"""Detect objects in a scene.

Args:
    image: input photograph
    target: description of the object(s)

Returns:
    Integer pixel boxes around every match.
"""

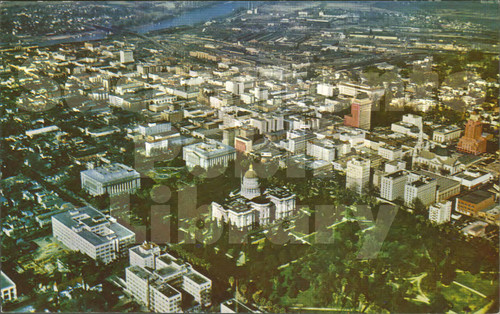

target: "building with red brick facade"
[457,119,487,155]
[455,190,495,217]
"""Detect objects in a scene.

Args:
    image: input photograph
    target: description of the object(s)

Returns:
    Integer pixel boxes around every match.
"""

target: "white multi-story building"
[126,243,212,312]
[384,160,406,174]
[250,115,284,134]
[183,141,236,170]
[138,123,172,137]
[252,87,269,100]
[267,187,296,221]
[120,50,134,64]
[52,206,135,263]
[404,173,437,207]
[378,144,403,161]
[452,170,493,190]
[145,138,170,157]
[346,157,371,194]
[390,114,430,139]
[81,163,141,196]
[225,78,254,95]
[281,130,316,154]
[212,199,256,229]
[380,170,408,201]
[337,82,384,100]
[401,114,423,127]
[432,125,461,143]
[316,83,335,97]
[1,271,17,302]
[126,266,182,313]
[429,201,452,224]
[307,139,336,162]
[144,131,184,157]
[130,242,161,269]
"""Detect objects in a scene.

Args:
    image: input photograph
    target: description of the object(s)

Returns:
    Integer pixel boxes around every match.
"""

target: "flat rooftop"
[222,196,253,213]
[154,283,181,298]
[155,265,182,279]
[408,177,435,188]
[386,170,407,179]
[52,206,134,246]
[460,190,494,204]
[81,163,139,184]
[184,141,235,157]
[417,170,460,191]
[127,265,152,281]
[434,125,461,134]
[185,272,209,285]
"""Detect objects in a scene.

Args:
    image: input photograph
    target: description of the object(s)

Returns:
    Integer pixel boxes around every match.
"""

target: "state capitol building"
[211,165,297,230]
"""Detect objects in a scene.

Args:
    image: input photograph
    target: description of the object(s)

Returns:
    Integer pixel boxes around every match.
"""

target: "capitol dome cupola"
[240,164,261,200]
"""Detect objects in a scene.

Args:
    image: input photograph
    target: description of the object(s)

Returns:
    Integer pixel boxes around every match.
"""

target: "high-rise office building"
[457,118,487,155]
[120,50,134,64]
[344,93,372,130]
[346,157,371,194]
[380,170,408,201]
[404,173,437,207]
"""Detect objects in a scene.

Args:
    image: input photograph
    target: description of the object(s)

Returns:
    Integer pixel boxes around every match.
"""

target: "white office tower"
[52,206,135,264]
[120,50,134,64]
[81,163,141,196]
[346,157,371,194]
[404,172,437,207]
[429,201,452,224]
[240,165,261,200]
[316,83,335,97]
[380,170,408,201]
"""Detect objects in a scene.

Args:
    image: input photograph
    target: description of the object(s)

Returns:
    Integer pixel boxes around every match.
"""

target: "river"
[132,1,250,34]
[19,1,251,47]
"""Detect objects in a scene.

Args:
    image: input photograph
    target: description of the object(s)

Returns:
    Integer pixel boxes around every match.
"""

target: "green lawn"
[454,271,497,297]
[439,271,497,313]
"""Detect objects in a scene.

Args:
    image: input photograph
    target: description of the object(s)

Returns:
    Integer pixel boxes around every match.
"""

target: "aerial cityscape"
[0,1,499,313]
